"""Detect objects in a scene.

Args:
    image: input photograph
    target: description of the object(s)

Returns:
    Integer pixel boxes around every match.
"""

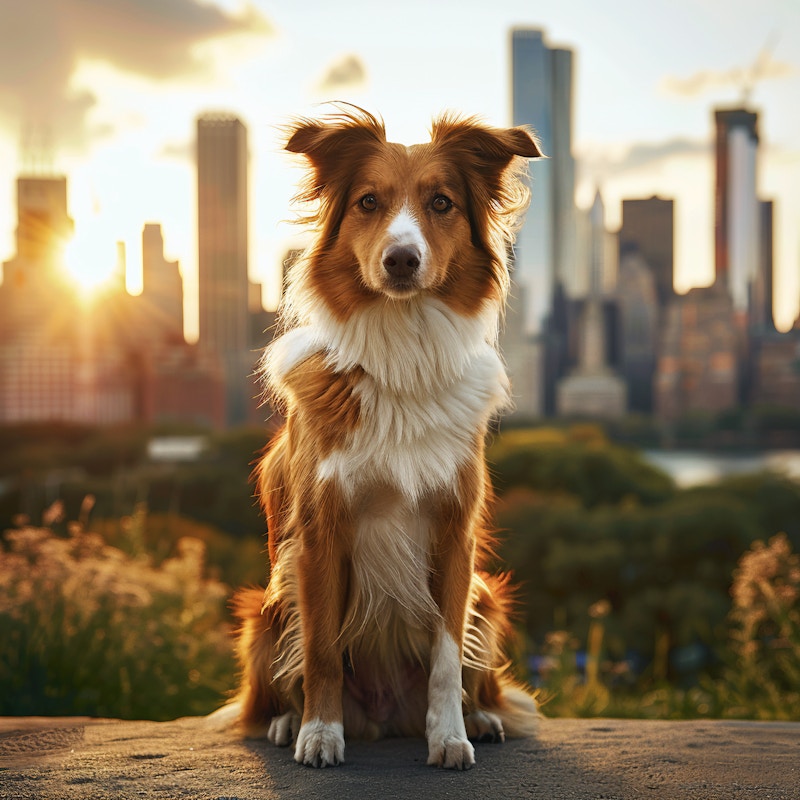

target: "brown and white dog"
[233,107,542,770]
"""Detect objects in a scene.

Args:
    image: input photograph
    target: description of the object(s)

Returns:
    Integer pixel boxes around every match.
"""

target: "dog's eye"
[431,195,453,213]
[359,194,378,211]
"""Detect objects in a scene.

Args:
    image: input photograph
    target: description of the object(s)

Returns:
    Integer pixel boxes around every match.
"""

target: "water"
[642,449,800,488]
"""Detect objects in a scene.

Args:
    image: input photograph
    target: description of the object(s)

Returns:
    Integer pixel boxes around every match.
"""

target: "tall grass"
[534,534,800,720]
[0,508,236,720]
[2,504,798,721]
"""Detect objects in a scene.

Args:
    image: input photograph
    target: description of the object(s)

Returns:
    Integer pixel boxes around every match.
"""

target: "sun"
[64,224,120,296]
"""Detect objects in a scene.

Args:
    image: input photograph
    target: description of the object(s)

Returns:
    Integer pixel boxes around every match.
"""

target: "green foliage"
[491,427,800,701]
[489,425,675,508]
[0,520,236,720]
[537,535,800,721]
[0,423,271,539]
[752,405,800,434]
[2,422,799,722]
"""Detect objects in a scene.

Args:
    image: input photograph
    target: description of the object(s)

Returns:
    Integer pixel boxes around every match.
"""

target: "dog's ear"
[431,116,542,259]
[286,107,386,199]
[431,115,543,174]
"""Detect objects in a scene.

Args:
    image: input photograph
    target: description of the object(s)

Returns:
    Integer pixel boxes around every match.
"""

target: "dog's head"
[285,106,541,319]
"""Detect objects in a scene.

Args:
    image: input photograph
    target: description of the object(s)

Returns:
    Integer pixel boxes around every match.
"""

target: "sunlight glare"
[64,225,119,296]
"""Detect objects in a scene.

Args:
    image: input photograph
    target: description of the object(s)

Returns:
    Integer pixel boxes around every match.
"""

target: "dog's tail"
[464,570,540,738]
[205,700,242,731]
[494,677,540,738]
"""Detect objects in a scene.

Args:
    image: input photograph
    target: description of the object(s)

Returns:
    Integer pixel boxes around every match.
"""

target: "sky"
[1,0,798,339]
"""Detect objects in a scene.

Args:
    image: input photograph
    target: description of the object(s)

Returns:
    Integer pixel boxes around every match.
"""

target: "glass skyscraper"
[714,108,760,312]
[505,28,575,418]
[510,28,575,334]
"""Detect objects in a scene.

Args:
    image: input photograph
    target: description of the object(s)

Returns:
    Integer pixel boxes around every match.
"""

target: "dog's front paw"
[268,711,301,747]
[427,735,475,770]
[294,720,345,768]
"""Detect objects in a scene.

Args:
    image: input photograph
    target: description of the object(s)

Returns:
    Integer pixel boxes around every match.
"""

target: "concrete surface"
[0,715,798,799]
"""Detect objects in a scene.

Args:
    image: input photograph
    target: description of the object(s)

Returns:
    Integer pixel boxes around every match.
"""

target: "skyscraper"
[506,28,575,419]
[510,28,576,331]
[2,176,73,292]
[196,113,250,425]
[619,196,674,310]
[714,108,759,312]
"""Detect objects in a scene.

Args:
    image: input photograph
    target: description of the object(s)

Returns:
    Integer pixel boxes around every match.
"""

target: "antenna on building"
[19,123,55,176]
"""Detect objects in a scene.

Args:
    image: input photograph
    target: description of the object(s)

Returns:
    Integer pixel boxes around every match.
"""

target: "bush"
[535,536,800,721]
[0,520,236,719]
[489,426,675,508]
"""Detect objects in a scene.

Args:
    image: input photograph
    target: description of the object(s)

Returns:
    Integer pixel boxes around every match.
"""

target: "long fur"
[232,106,542,769]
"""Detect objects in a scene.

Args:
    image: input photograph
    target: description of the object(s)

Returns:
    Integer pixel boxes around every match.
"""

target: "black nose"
[383,245,421,279]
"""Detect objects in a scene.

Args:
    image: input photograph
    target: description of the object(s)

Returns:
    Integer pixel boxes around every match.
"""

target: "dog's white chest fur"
[266,297,510,502]
[319,347,505,501]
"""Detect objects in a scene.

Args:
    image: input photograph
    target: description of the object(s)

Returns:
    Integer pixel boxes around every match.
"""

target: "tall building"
[714,108,760,312]
[506,28,575,419]
[619,196,674,310]
[617,250,660,413]
[1,176,74,313]
[196,114,251,425]
[142,223,184,343]
[751,327,800,412]
[510,27,576,330]
[655,286,739,421]
[0,175,79,422]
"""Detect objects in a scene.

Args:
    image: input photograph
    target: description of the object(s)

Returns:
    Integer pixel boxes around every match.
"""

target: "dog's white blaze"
[386,204,428,256]
[387,204,422,239]
[294,719,345,766]
[426,625,473,766]
[381,205,430,287]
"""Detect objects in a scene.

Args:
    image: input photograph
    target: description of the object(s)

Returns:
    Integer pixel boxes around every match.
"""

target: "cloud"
[315,54,367,94]
[661,51,796,98]
[577,138,711,183]
[158,139,195,162]
[612,139,710,171]
[0,0,272,151]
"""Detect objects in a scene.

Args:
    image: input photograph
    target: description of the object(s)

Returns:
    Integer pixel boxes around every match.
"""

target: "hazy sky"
[1,0,798,337]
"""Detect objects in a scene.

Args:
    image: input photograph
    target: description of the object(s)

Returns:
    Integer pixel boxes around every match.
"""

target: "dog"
[233,106,542,770]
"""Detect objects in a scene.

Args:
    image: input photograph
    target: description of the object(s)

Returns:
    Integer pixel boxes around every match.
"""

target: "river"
[642,449,800,488]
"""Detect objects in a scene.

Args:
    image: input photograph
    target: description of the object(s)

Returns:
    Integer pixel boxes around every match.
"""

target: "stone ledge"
[1,715,798,799]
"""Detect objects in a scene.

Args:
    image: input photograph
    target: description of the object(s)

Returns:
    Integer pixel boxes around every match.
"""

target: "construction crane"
[739,32,780,105]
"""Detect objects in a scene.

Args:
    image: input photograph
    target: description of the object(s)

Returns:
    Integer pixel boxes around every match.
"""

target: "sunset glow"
[64,224,119,296]
[0,0,797,335]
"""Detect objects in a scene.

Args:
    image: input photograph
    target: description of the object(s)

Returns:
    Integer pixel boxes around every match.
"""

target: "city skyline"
[0,0,799,339]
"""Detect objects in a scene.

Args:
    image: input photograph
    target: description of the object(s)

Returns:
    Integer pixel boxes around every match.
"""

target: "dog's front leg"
[294,533,347,767]
[427,618,475,769]
[426,512,476,770]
